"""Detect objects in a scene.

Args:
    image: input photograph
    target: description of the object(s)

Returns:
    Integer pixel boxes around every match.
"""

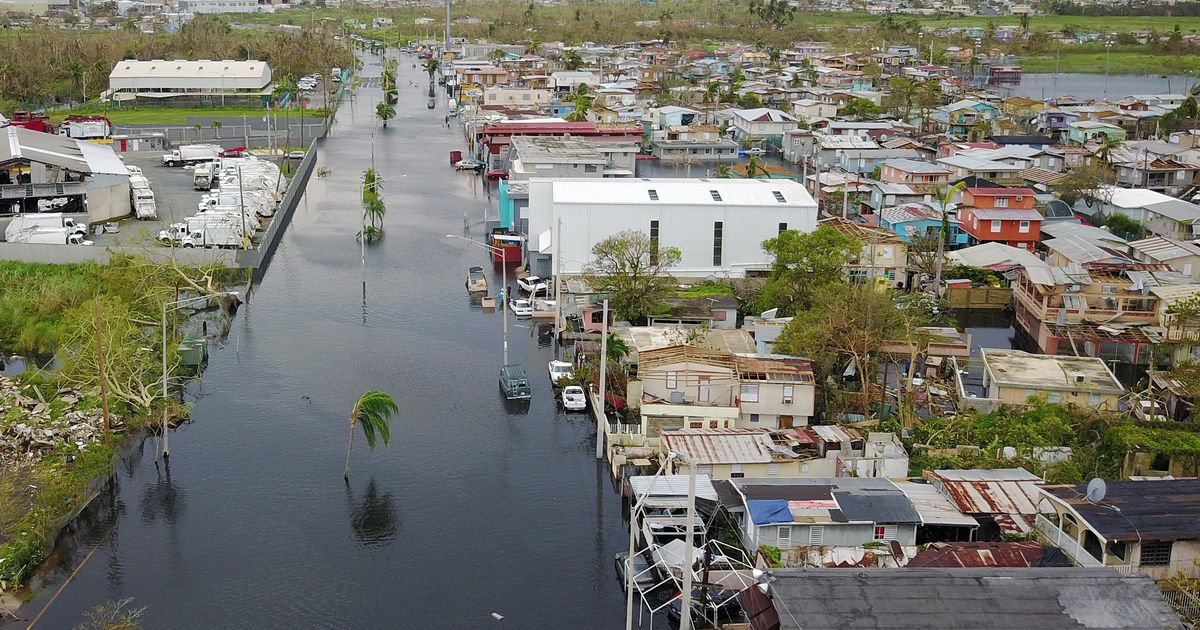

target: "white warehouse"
[526,178,818,278]
[106,59,273,105]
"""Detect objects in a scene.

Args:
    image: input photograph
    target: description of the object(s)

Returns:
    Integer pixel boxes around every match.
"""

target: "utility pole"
[94,299,110,442]
[238,166,248,251]
[444,0,451,55]
[679,460,698,630]
[161,302,169,460]
[596,299,608,460]
[553,216,562,338]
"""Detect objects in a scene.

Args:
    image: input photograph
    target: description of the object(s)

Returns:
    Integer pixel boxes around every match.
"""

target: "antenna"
[1086,477,1107,503]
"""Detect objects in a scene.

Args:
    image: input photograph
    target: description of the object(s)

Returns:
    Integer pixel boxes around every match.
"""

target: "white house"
[728,108,800,141]
[526,178,818,278]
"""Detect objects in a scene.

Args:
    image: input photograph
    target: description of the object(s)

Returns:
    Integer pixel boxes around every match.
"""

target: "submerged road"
[11,53,629,628]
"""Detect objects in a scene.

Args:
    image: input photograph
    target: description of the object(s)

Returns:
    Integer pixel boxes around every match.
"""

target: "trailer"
[4,110,54,134]
[194,163,214,191]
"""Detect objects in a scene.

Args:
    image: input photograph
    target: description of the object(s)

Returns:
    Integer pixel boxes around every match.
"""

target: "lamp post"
[1104,39,1113,99]
[447,234,510,364]
[161,291,239,459]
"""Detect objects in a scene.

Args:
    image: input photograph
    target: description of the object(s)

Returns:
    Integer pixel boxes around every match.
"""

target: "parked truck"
[132,187,157,220]
[157,221,246,249]
[161,144,223,167]
[7,226,92,245]
[194,163,214,190]
[5,213,87,241]
[57,115,113,140]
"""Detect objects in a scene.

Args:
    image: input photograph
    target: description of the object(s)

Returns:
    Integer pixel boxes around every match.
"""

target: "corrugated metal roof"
[930,469,1044,517]
[893,481,978,527]
[661,428,775,465]
[546,177,816,207]
[628,474,718,502]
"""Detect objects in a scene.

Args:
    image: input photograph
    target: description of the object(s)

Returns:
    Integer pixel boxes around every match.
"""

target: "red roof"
[967,187,1036,196]
[482,121,599,135]
[907,541,1051,568]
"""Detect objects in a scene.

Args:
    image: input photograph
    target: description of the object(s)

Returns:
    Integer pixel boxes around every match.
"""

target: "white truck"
[158,219,246,248]
[161,144,223,167]
[194,163,214,191]
[199,192,275,218]
[5,213,88,241]
[132,187,157,220]
[7,226,92,245]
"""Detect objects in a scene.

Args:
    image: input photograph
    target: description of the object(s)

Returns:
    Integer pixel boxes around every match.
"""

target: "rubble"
[0,375,121,466]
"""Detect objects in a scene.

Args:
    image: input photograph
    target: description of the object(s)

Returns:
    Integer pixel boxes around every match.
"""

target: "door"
[698,376,711,403]
[780,415,794,429]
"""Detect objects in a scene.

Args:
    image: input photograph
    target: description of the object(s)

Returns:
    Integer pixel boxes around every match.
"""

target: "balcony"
[1014,283,1158,325]
[1036,514,1133,573]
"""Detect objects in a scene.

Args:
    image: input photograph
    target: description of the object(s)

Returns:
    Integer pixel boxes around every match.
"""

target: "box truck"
[5,213,87,241]
[161,144,223,167]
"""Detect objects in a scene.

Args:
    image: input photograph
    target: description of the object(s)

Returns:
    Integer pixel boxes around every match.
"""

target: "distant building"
[106,59,272,105]
[178,0,273,13]
[980,349,1124,409]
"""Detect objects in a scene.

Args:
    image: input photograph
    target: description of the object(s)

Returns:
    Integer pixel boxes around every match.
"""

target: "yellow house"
[1001,96,1045,116]
[980,349,1124,409]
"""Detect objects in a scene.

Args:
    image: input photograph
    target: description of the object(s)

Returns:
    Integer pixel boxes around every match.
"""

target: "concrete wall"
[677,458,834,481]
[0,242,236,266]
[239,137,321,281]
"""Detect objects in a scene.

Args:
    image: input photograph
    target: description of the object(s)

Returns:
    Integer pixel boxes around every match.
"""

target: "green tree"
[563,49,583,71]
[375,101,396,128]
[1053,161,1118,205]
[748,0,795,29]
[1019,12,1031,34]
[343,390,398,479]
[840,97,884,120]
[490,48,508,64]
[745,155,765,179]
[422,57,440,83]
[565,86,592,122]
[758,226,857,315]
[885,76,919,120]
[210,120,222,137]
[582,230,682,323]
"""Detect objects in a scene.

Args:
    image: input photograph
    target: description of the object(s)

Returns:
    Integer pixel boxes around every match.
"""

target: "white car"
[517,275,548,295]
[287,150,306,160]
[509,298,533,317]
[561,385,587,411]
[548,360,572,383]
[744,147,766,156]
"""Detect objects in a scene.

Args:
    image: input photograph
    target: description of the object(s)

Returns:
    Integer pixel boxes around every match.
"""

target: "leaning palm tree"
[344,390,398,479]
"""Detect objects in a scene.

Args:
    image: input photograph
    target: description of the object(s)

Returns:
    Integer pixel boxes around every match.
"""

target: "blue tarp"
[748,500,793,526]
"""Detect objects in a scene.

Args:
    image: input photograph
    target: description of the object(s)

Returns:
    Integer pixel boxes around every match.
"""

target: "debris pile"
[0,376,119,465]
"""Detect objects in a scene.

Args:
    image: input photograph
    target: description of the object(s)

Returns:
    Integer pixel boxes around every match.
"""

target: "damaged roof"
[1042,478,1200,543]
[906,541,1070,568]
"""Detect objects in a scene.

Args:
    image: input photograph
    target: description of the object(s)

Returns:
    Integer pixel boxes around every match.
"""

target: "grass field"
[1018,51,1200,75]
[53,105,327,125]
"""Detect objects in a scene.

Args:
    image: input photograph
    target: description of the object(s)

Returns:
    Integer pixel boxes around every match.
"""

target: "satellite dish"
[760,308,779,319]
[1086,478,1107,503]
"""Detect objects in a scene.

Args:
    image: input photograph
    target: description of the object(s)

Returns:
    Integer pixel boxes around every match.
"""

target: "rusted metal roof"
[926,469,1044,517]
[662,428,776,465]
[906,541,1067,568]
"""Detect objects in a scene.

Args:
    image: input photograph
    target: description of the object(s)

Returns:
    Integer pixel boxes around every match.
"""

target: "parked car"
[614,551,657,593]
[744,147,766,156]
[666,588,744,625]
[517,275,548,295]
[287,150,306,160]
[499,364,531,400]
[561,385,587,411]
[509,298,533,317]
[548,360,572,383]
[466,266,488,293]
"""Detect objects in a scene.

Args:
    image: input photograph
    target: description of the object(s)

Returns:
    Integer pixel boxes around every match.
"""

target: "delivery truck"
[193,163,214,190]
[158,220,247,249]
[5,213,87,241]
[7,226,92,245]
[161,144,223,167]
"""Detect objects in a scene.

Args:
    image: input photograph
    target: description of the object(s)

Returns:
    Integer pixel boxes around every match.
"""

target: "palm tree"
[376,102,396,128]
[490,48,508,64]
[1096,135,1122,163]
[563,49,583,71]
[717,164,734,178]
[210,120,222,138]
[192,123,202,141]
[704,81,720,124]
[565,86,592,122]
[344,390,398,479]
[364,196,387,229]
[746,156,764,179]
[931,180,968,295]
[606,333,630,362]
[422,57,441,83]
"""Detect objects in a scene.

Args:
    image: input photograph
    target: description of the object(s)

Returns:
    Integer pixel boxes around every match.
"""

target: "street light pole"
[447,234,509,364]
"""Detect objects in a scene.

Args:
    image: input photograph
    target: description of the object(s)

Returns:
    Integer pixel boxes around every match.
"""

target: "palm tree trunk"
[344,418,356,479]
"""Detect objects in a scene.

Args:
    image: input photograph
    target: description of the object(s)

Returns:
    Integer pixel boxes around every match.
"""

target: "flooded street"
[9,53,628,628]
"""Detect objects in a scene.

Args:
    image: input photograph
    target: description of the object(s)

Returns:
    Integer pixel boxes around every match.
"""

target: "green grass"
[56,105,327,125]
[1018,51,1200,75]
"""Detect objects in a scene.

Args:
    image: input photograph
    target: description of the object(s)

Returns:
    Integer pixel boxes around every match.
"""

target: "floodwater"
[7,52,629,628]
[998,72,1196,101]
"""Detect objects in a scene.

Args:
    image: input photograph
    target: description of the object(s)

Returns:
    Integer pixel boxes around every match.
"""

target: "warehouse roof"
[539,177,816,207]
[109,59,271,82]
[743,568,1181,629]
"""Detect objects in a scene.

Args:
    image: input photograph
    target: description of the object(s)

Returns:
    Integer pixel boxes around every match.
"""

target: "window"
[1140,541,1172,566]
[782,385,794,404]
[779,222,788,234]
[749,413,760,423]
[584,164,597,173]
[731,464,743,475]
[767,464,780,476]
[1102,285,1117,295]
[741,384,760,402]
[713,221,723,266]
[647,189,659,201]
[1019,220,1030,233]
[1047,391,1062,403]
[772,191,787,203]
[665,371,677,389]
[697,465,713,476]
[710,190,723,201]
[995,197,1009,207]
[874,525,897,541]
[991,220,1002,233]
[809,526,824,546]
[1088,393,1102,406]
[650,220,660,264]
[777,525,793,549]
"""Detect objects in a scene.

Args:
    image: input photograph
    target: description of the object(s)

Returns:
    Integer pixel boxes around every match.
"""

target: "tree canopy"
[758,226,857,315]
[582,230,681,323]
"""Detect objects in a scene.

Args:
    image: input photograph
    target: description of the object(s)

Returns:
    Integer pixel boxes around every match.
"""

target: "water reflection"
[345,478,399,549]
[139,461,185,526]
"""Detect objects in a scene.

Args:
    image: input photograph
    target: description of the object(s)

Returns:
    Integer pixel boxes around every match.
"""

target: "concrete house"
[1079,186,1200,241]
[932,99,1000,137]
[820,217,910,287]
[936,155,1024,184]
[734,354,816,429]
[648,105,702,129]
[879,158,951,185]
[958,187,1041,251]
[1127,236,1200,279]
[732,477,921,554]
[1039,478,1200,579]
[878,203,968,246]
[1066,120,1127,145]
[728,108,800,142]
[979,349,1125,410]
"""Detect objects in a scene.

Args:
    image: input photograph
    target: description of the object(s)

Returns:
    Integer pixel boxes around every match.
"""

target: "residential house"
[1078,186,1200,241]
[459,66,508,87]
[728,107,800,143]
[979,349,1125,410]
[650,125,739,162]
[1037,108,1080,141]
[932,99,1000,137]
[1113,155,1200,197]
[734,354,816,429]
[862,181,937,224]
[958,187,1041,251]
[819,217,909,287]
[838,148,923,175]
[878,203,968,246]
[808,133,879,170]
[550,70,598,93]
[739,568,1181,630]
[936,155,1024,184]
[925,468,1045,540]
[837,432,910,479]
[1066,120,1127,145]
[1039,479,1200,579]
[731,477,921,556]
[635,345,740,437]
[1127,236,1200,279]
[879,158,951,185]
[482,86,552,107]
[791,98,837,120]
[661,428,834,480]
[648,105,702,129]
